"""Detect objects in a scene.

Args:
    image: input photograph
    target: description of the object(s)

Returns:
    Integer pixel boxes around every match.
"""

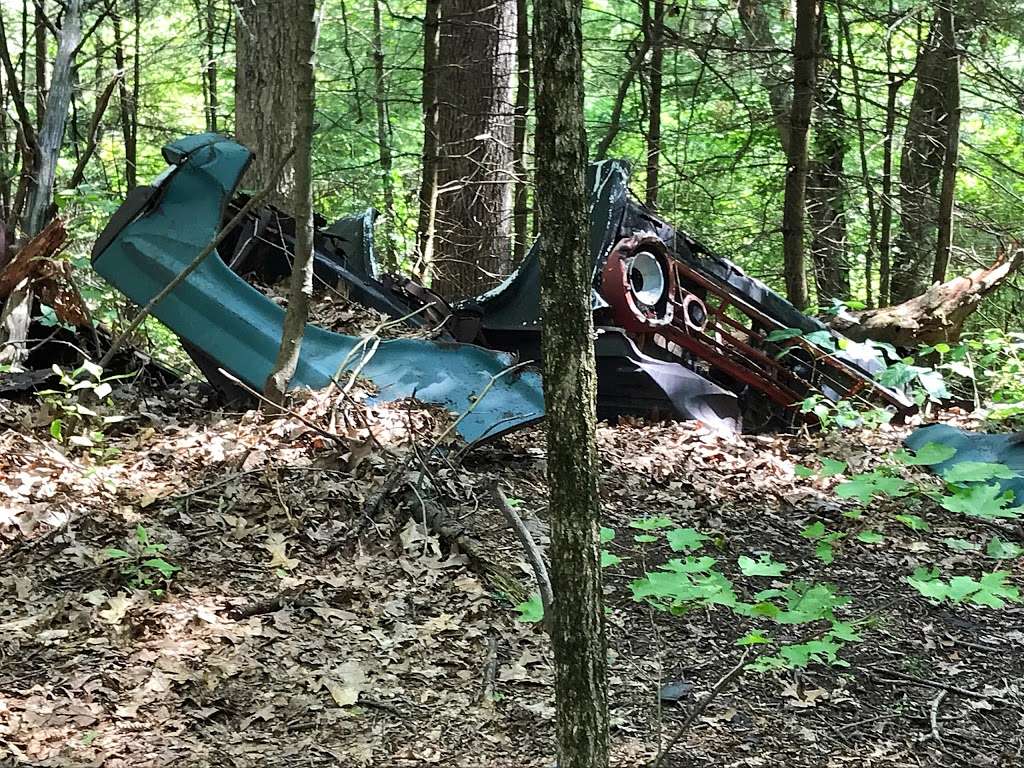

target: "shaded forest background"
[1,0,1023,337]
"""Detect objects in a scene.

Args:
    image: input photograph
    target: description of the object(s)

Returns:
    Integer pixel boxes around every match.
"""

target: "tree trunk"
[837,0,878,307]
[533,0,608,763]
[890,10,952,303]
[21,0,81,237]
[738,0,792,154]
[644,0,664,208]
[781,0,817,311]
[806,10,848,303]
[263,0,317,404]
[112,1,138,191]
[372,0,398,272]
[932,5,960,285]
[1,0,81,366]
[878,3,898,306]
[195,0,219,133]
[235,0,307,210]
[415,0,441,277]
[511,0,530,265]
[429,0,517,299]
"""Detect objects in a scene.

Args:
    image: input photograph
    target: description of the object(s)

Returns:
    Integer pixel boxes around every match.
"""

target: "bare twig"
[651,650,750,768]
[215,368,346,447]
[926,690,947,743]
[98,144,296,367]
[492,480,553,629]
[869,669,1006,702]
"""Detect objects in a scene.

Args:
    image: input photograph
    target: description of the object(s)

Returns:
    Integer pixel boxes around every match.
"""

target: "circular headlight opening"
[626,250,665,307]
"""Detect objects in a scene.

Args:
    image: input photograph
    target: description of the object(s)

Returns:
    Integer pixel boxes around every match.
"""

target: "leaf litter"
[1,387,1022,766]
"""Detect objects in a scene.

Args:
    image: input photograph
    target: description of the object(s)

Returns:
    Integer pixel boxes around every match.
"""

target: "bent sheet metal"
[90,133,544,445]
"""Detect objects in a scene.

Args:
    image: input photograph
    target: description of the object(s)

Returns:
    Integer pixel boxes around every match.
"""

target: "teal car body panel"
[91,133,544,444]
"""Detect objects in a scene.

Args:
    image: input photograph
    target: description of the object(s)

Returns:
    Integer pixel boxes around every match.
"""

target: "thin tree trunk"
[511,0,530,265]
[738,0,792,154]
[205,0,219,133]
[533,0,608,762]
[933,5,960,285]
[34,0,47,130]
[264,0,317,404]
[22,0,81,236]
[372,0,398,272]
[837,0,878,307]
[2,0,82,365]
[644,0,664,208]
[593,30,652,161]
[806,9,848,302]
[878,2,898,306]
[112,2,137,191]
[415,0,441,278]
[781,0,817,310]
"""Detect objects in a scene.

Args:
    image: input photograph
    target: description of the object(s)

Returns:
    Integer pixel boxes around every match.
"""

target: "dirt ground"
[2,381,1022,767]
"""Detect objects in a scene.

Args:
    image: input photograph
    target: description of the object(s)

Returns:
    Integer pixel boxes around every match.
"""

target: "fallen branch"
[492,480,553,630]
[651,650,750,768]
[830,248,1023,347]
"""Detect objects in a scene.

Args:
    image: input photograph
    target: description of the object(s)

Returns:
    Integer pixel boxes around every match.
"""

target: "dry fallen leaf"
[99,593,133,624]
[264,532,299,570]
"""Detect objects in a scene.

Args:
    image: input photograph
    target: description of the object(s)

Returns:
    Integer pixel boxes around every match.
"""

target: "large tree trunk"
[429,0,517,299]
[263,0,317,404]
[533,0,608,762]
[235,0,307,210]
[780,0,817,310]
[806,10,848,303]
[890,9,959,303]
[415,0,441,277]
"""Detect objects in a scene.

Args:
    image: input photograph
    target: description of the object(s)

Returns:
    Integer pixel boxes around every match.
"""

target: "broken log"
[830,249,1023,348]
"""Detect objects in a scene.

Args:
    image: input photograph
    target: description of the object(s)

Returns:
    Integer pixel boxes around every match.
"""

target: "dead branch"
[830,249,1024,347]
[651,650,750,768]
[492,480,553,628]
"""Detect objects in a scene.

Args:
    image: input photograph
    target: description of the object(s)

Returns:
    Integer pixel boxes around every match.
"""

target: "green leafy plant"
[104,525,180,594]
[38,361,129,459]
[906,567,1021,609]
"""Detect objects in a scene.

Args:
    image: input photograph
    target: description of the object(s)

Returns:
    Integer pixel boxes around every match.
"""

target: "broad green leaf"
[819,458,848,477]
[986,537,1023,560]
[629,516,674,531]
[601,550,622,568]
[142,558,179,579]
[104,548,132,560]
[736,631,772,646]
[599,527,615,543]
[892,442,957,466]
[895,514,929,531]
[836,472,912,502]
[856,530,884,544]
[943,537,979,551]
[801,521,826,540]
[765,328,802,342]
[942,462,1017,484]
[939,483,1021,519]
[738,553,788,577]
[515,593,544,623]
[665,527,709,552]
[634,534,658,543]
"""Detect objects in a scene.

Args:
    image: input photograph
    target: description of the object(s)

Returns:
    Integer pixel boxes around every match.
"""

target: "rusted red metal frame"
[670,260,911,413]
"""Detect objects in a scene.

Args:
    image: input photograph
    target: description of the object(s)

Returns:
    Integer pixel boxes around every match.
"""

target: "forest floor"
[2,376,1023,767]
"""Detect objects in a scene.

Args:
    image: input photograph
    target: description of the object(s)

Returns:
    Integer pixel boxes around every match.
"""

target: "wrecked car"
[91,133,912,439]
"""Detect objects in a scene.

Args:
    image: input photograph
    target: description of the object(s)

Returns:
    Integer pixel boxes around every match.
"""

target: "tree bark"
[511,0,530,265]
[738,0,792,154]
[235,0,307,210]
[806,9,848,302]
[932,5,960,285]
[429,0,517,299]
[372,0,398,272]
[533,0,608,763]
[781,0,817,311]
[112,1,138,191]
[891,10,955,303]
[644,0,664,208]
[878,1,898,306]
[263,2,316,403]
[415,0,441,276]
[21,0,81,237]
